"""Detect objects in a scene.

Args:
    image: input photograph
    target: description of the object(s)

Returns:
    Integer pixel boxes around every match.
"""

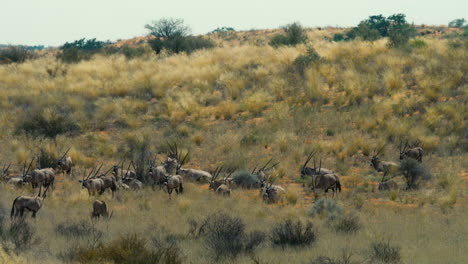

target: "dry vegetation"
[0,27,466,263]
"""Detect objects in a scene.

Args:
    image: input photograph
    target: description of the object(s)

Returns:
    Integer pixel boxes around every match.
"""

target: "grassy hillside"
[0,29,466,263]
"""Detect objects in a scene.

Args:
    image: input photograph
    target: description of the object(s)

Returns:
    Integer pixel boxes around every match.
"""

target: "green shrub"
[387,14,416,48]
[0,46,33,64]
[58,38,109,63]
[270,22,307,47]
[1,219,40,253]
[400,159,431,189]
[271,219,316,248]
[121,45,148,59]
[448,18,466,28]
[38,147,57,169]
[55,220,100,239]
[292,46,321,76]
[409,39,427,48]
[232,170,261,188]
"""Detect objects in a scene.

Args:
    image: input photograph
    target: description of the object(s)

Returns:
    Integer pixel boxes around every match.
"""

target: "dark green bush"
[1,219,40,253]
[271,219,316,248]
[232,170,261,188]
[308,198,343,219]
[369,240,401,263]
[55,220,100,239]
[400,159,431,189]
[121,45,148,59]
[201,212,265,259]
[0,46,33,64]
[58,38,109,63]
[448,18,466,28]
[16,108,81,138]
[38,147,57,169]
[292,46,321,76]
[270,22,308,47]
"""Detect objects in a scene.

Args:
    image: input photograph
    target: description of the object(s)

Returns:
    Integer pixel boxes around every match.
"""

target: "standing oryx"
[23,159,56,192]
[11,185,50,218]
[163,148,189,199]
[370,148,400,181]
[178,168,212,183]
[57,148,73,176]
[252,159,279,183]
[262,177,281,204]
[302,156,341,194]
[112,160,136,182]
[79,165,114,197]
[399,141,423,163]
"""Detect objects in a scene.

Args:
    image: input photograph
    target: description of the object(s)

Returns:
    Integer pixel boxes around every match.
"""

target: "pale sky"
[1,0,466,46]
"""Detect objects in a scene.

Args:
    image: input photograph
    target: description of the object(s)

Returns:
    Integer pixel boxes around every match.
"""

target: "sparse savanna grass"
[0,30,466,263]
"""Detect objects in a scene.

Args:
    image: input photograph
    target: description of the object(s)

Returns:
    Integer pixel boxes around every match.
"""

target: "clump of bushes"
[58,38,109,63]
[334,14,416,47]
[55,220,100,239]
[270,22,308,47]
[369,240,401,263]
[200,212,265,259]
[16,108,81,138]
[146,18,214,54]
[292,46,321,76]
[63,233,184,264]
[232,170,261,188]
[1,219,40,253]
[271,219,316,248]
[0,45,33,64]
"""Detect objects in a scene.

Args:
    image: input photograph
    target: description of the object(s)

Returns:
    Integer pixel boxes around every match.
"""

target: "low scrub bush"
[270,219,316,248]
[292,46,321,76]
[232,170,261,188]
[55,220,100,239]
[308,198,343,219]
[149,35,214,54]
[16,108,81,138]
[1,219,40,253]
[58,38,109,63]
[201,213,265,259]
[332,214,361,233]
[369,240,401,263]
[64,233,184,264]
[309,252,358,264]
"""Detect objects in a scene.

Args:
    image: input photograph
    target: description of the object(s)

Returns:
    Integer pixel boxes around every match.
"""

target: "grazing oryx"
[399,141,423,163]
[178,168,212,183]
[57,148,73,176]
[262,178,281,204]
[300,152,335,179]
[252,159,279,182]
[163,148,189,199]
[149,159,166,189]
[121,164,143,190]
[11,185,50,218]
[209,167,232,196]
[92,200,113,218]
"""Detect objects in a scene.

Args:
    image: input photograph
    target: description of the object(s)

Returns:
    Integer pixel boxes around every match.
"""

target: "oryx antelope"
[399,141,423,163]
[209,167,232,196]
[178,168,212,183]
[92,200,112,218]
[112,160,136,182]
[306,157,342,194]
[253,159,279,182]
[378,180,398,191]
[300,152,335,179]
[57,148,73,176]
[148,160,166,189]
[262,180,280,204]
[370,148,400,181]
[79,165,107,196]
[163,148,189,199]
[11,185,50,218]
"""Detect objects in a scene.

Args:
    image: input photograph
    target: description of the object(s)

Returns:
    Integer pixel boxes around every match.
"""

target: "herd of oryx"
[1,141,424,219]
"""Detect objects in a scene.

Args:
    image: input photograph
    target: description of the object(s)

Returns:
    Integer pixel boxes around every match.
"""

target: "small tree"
[387,14,416,47]
[145,18,190,39]
[0,46,33,64]
[448,18,466,28]
[58,38,109,63]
